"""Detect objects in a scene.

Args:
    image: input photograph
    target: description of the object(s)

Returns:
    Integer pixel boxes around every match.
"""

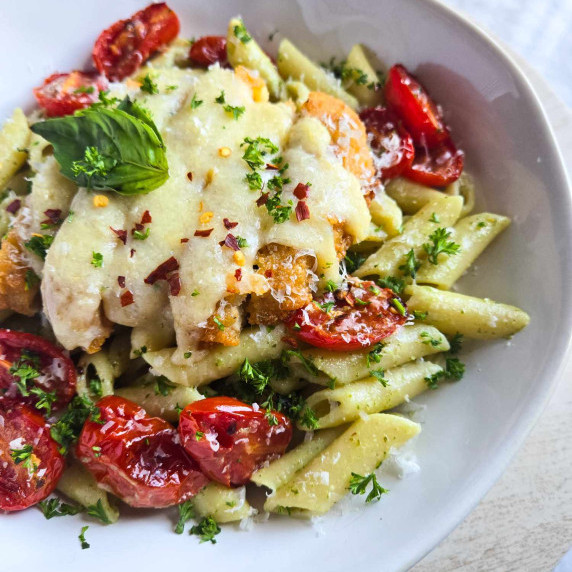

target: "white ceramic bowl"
[0,1,570,570]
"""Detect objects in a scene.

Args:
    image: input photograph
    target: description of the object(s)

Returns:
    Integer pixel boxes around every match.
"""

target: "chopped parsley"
[413,310,427,321]
[366,342,384,367]
[445,357,465,381]
[88,370,103,399]
[376,276,405,295]
[265,410,279,426]
[233,21,252,44]
[420,331,442,347]
[184,351,192,359]
[174,500,195,534]
[398,249,421,279]
[140,74,159,95]
[154,376,175,397]
[190,516,221,544]
[133,227,150,240]
[214,90,226,104]
[38,497,82,519]
[348,472,388,503]
[322,57,368,86]
[213,316,225,331]
[370,368,387,386]
[429,212,440,223]
[195,431,204,441]
[477,221,487,229]
[10,444,36,470]
[24,269,40,291]
[133,345,148,357]
[343,251,366,274]
[24,234,54,260]
[245,171,263,191]
[190,94,203,109]
[299,406,319,430]
[239,358,271,393]
[71,146,116,180]
[223,104,245,120]
[74,85,95,95]
[91,252,103,268]
[191,289,200,297]
[9,351,40,397]
[265,192,292,224]
[235,236,249,248]
[325,280,338,293]
[86,499,113,524]
[30,387,57,416]
[318,301,335,313]
[423,228,461,265]
[448,333,463,354]
[241,137,279,171]
[79,526,90,549]
[390,298,407,317]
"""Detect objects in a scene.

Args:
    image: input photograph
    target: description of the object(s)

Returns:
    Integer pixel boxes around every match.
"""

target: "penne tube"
[368,187,403,237]
[303,360,442,429]
[385,177,446,214]
[416,213,510,289]
[405,285,530,339]
[0,109,30,190]
[192,482,253,523]
[76,349,115,399]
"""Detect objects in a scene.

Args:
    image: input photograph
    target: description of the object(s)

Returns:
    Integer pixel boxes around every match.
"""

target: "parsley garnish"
[265,410,279,425]
[9,352,40,397]
[376,276,405,295]
[79,526,90,549]
[477,221,486,229]
[74,85,95,94]
[390,298,407,316]
[239,358,271,393]
[184,351,192,359]
[322,57,368,86]
[413,310,427,321]
[366,342,384,367]
[265,192,292,223]
[423,228,461,265]
[88,372,103,399]
[299,406,319,430]
[245,171,263,191]
[190,94,203,109]
[215,91,226,104]
[281,349,320,377]
[133,345,148,357]
[343,251,366,274]
[86,499,113,524]
[30,387,57,416]
[25,234,54,260]
[318,301,335,313]
[448,333,463,354]
[213,316,225,331]
[233,21,252,43]
[195,431,204,441]
[133,227,150,240]
[175,500,195,534]
[71,146,116,180]
[398,249,421,279]
[420,331,441,347]
[236,236,248,248]
[348,472,388,503]
[38,497,82,519]
[10,444,36,470]
[154,376,175,396]
[190,516,221,544]
[223,104,245,120]
[91,252,103,267]
[241,137,279,171]
[370,368,387,386]
[24,269,40,291]
[429,212,440,223]
[445,357,465,380]
[325,280,338,293]
[140,74,159,95]
[191,290,200,297]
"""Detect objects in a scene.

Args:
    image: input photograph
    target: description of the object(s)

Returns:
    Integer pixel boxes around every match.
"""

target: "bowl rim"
[406,0,572,567]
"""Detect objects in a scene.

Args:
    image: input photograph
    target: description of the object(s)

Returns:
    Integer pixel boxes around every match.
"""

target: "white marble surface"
[413,56,572,572]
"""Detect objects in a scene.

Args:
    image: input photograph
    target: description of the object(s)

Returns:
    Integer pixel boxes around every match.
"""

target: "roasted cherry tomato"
[0,330,76,413]
[178,397,292,487]
[360,107,415,180]
[33,71,108,117]
[77,396,208,508]
[189,36,228,68]
[0,401,65,511]
[384,64,449,148]
[403,139,464,187]
[92,3,180,81]
[286,280,408,351]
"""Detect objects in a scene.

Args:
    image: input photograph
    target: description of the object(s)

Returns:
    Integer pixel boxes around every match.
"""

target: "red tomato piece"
[92,3,180,81]
[360,107,415,180]
[77,395,208,508]
[33,71,108,117]
[178,397,292,487]
[384,64,449,148]
[189,36,228,68]
[403,139,464,187]
[0,329,76,413]
[0,401,65,511]
[286,280,408,351]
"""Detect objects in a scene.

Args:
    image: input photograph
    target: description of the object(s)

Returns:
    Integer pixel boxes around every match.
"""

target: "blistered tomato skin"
[33,72,108,117]
[0,401,65,511]
[384,64,449,148]
[189,36,228,67]
[360,107,415,181]
[77,396,208,508]
[179,397,292,487]
[92,3,180,81]
[403,139,464,187]
[0,329,76,412]
[286,280,408,351]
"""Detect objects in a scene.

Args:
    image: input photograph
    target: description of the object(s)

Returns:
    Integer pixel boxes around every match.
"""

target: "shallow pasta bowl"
[0,0,571,570]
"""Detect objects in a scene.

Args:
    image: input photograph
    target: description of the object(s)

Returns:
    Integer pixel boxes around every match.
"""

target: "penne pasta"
[405,285,530,339]
[368,187,403,237]
[192,482,254,523]
[76,349,116,399]
[385,177,446,215]
[0,109,30,191]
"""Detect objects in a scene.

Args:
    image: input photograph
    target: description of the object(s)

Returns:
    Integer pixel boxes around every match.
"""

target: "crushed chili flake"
[234,268,242,281]
[120,290,134,307]
[117,275,126,288]
[167,273,181,296]
[293,183,310,200]
[256,193,269,207]
[223,218,238,230]
[220,233,240,251]
[44,208,63,223]
[5,199,21,214]
[110,227,127,245]
[264,269,273,278]
[132,222,144,233]
[130,249,136,258]
[282,335,299,348]
[187,172,193,182]
[144,256,179,285]
[140,210,152,225]
[194,228,213,237]
[295,200,310,221]
[180,238,189,243]
[266,163,279,171]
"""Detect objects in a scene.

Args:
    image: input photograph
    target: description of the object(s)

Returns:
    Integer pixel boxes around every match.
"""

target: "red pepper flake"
[187,172,193,182]
[130,248,136,258]
[266,163,280,171]
[131,222,144,234]
[120,290,134,307]
[194,228,213,237]
[43,208,62,223]
[144,256,180,285]
[117,275,126,288]
[282,335,299,348]
[219,233,240,251]
[167,273,181,296]
[264,269,273,278]
[223,218,238,230]
[293,183,310,200]
[110,227,127,245]
[234,268,242,281]
[5,199,21,214]
[140,210,152,224]
[180,238,189,243]
[256,193,269,207]
[295,200,310,221]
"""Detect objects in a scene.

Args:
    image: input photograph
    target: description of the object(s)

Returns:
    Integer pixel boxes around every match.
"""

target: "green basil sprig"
[31,97,168,195]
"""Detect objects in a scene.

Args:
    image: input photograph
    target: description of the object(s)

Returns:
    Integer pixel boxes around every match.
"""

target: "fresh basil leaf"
[30,97,168,196]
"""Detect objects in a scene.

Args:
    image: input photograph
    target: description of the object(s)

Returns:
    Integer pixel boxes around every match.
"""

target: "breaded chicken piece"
[200,299,242,346]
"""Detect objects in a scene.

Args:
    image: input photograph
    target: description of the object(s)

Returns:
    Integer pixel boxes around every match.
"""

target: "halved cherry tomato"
[77,395,208,508]
[92,3,180,81]
[0,401,65,511]
[384,64,449,148]
[286,280,407,351]
[0,330,76,413]
[179,397,292,487]
[189,36,228,68]
[360,107,415,180]
[403,139,464,187]
[33,71,108,117]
